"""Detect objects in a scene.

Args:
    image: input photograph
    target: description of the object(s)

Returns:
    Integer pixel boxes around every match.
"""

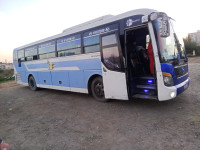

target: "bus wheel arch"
[88,75,108,102]
[88,75,101,95]
[28,74,38,91]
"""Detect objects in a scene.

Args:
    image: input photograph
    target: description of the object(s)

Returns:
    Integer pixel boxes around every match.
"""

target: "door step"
[136,76,155,80]
[133,94,157,100]
[136,84,156,89]
[135,76,156,85]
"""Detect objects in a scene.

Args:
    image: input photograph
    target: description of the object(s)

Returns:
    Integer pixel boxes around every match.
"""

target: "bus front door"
[100,32,128,100]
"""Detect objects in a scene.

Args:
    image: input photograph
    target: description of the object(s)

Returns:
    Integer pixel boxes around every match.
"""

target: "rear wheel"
[28,76,38,91]
[91,77,108,102]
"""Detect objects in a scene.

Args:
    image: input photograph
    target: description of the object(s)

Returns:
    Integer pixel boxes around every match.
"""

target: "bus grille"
[174,64,188,78]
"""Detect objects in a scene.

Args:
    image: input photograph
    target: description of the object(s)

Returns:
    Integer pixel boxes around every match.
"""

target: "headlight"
[163,72,174,86]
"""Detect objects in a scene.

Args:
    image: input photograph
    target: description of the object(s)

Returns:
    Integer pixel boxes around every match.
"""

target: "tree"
[183,36,197,54]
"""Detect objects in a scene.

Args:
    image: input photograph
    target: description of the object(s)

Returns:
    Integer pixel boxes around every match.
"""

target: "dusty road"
[0,58,200,150]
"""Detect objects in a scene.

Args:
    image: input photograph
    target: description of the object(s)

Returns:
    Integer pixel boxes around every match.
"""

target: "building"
[0,63,13,69]
[188,30,200,46]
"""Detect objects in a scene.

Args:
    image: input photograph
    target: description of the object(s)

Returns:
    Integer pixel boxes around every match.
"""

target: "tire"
[28,76,38,91]
[91,77,108,102]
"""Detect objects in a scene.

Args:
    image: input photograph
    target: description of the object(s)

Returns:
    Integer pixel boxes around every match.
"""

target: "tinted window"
[102,34,117,46]
[21,58,25,61]
[39,52,55,59]
[57,39,81,51]
[102,34,121,70]
[18,50,24,58]
[84,35,99,46]
[25,46,37,57]
[38,41,55,54]
[102,46,121,70]
[85,45,100,53]
[58,48,81,57]
[19,57,25,62]
[26,56,33,61]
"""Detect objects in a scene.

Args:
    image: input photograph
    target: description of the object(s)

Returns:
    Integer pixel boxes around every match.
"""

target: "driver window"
[102,34,121,71]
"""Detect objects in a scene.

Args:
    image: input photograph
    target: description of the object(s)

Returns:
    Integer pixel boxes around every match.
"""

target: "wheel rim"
[94,81,104,99]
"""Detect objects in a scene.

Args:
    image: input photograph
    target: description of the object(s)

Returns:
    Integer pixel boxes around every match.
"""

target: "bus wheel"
[91,77,108,102]
[28,76,38,91]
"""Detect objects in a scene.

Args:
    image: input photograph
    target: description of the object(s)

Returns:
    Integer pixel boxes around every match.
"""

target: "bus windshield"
[170,20,186,60]
[153,19,186,63]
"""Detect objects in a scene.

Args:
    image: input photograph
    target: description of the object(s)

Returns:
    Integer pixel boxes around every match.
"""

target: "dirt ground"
[0,57,200,150]
[188,56,200,63]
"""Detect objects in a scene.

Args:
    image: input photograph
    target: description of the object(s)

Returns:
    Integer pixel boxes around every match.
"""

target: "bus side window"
[18,49,24,67]
[38,41,56,59]
[25,46,38,61]
[57,36,82,57]
[84,35,100,53]
[101,34,121,71]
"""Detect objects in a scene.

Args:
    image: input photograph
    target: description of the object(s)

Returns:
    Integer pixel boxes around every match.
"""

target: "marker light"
[170,92,175,98]
[147,80,153,83]
[144,89,149,93]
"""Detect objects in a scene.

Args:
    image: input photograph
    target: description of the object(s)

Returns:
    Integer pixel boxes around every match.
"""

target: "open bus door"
[100,32,128,100]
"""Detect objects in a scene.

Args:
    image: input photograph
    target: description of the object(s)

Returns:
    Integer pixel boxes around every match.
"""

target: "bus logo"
[182,67,185,73]
[126,19,133,27]
[89,32,93,36]
[49,62,55,70]
[126,18,140,27]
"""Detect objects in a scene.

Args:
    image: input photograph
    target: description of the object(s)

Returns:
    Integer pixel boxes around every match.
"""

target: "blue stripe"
[176,78,190,95]
[27,58,101,70]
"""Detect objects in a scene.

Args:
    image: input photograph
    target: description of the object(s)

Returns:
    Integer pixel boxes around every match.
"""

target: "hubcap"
[94,82,104,98]
[30,79,34,88]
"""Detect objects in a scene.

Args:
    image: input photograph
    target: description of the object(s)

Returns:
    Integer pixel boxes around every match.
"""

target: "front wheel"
[91,77,108,102]
[28,76,38,91]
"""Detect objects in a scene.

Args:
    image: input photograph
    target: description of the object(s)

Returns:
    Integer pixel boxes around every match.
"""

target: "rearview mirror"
[150,12,170,38]
[158,15,170,38]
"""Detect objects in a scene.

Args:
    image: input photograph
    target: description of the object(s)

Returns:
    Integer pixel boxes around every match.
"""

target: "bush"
[0,76,15,82]
[0,69,14,82]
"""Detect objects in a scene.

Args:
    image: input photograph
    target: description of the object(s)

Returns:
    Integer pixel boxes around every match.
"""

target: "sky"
[0,0,199,63]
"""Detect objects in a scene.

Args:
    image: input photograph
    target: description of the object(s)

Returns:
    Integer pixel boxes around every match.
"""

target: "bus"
[13,9,190,102]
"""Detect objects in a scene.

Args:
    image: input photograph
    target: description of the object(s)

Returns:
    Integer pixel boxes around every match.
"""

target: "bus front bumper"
[175,77,190,96]
[158,77,190,101]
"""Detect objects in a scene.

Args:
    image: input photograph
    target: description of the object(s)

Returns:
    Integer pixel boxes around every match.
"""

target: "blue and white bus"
[13,9,190,102]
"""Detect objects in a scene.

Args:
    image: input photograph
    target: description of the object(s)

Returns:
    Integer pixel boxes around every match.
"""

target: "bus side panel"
[69,70,85,89]
[81,57,102,91]
[51,71,70,87]
[13,62,19,75]
[38,71,52,85]
[84,70,102,87]
[17,62,27,73]
[21,64,27,84]
[14,62,28,84]
[20,71,27,83]
[80,58,101,70]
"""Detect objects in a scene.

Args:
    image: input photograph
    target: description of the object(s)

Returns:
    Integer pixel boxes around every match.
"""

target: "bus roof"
[16,8,156,50]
